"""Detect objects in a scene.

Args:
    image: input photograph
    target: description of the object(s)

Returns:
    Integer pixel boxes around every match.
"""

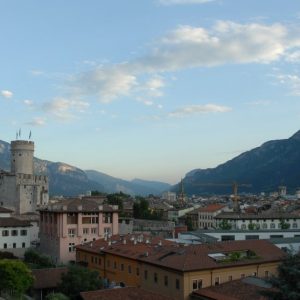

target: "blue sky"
[1,0,300,184]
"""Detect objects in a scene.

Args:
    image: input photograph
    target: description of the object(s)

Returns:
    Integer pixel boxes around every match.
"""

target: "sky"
[1,0,300,184]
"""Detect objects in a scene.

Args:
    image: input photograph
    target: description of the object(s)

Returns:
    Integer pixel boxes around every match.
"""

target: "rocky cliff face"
[173,130,300,195]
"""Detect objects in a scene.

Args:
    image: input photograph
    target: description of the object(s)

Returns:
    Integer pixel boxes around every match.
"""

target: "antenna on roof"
[29,130,32,140]
[19,128,21,139]
[16,131,18,140]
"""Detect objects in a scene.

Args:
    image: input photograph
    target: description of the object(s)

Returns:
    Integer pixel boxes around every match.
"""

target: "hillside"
[0,140,170,196]
[174,130,300,195]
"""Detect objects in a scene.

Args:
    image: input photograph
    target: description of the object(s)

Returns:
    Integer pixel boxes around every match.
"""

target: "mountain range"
[173,130,300,195]
[0,140,171,196]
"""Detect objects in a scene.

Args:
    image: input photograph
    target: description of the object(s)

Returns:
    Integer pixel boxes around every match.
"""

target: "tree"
[279,219,291,229]
[58,265,102,300]
[261,253,300,300]
[24,249,54,268]
[0,259,34,297]
[218,219,232,230]
[45,292,69,300]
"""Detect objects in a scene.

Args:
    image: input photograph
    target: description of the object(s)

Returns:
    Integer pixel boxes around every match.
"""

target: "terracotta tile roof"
[76,234,176,261]
[141,239,285,272]
[38,198,118,213]
[215,212,300,219]
[32,267,67,289]
[192,277,273,300]
[188,204,226,215]
[80,287,173,300]
[0,207,13,213]
[77,236,285,273]
[0,217,31,227]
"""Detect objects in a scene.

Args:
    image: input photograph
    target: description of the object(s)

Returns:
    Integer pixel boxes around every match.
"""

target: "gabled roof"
[192,277,273,300]
[188,204,226,215]
[80,287,173,300]
[0,217,31,227]
[0,207,13,213]
[32,267,67,289]
[38,198,118,213]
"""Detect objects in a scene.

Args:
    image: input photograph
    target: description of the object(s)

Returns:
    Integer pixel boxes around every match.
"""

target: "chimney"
[108,240,112,246]
[133,239,137,245]
[158,240,162,246]
[123,239,127,245]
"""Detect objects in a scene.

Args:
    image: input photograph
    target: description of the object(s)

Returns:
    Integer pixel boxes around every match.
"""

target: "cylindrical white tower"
[10,140,34,175]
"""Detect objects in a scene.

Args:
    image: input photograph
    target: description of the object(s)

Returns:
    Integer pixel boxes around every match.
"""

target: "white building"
[161,191,177,202]
[0,207,32,257]
[0,140,49,214]
[215,212,300,231]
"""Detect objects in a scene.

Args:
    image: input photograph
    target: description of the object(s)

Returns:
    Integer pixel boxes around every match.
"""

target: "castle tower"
[11,140,34,175]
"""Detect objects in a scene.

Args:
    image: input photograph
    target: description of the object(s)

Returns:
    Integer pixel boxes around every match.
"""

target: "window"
[164,275,168,286]
[121,264,124,271]
[228,275,233,281]
[176,279,180,290]
[241,224,246,230]
[13,243,16,248]
[67,213,77,224]
[2,230,9,236]
[128,265,132,274]
[11,230,18,236]
[83,228,89,235]
[193,279,203,290]
[293,223,298,228]
[144,270,148,280]
[68,228,76,238]
[22,242,26,248]
[265,271,269,278]
[3,243,7,249]
[262,223,268,229]
[253,272,257,277]
[104,228,111,235]
[214,277,220,286]
[103,213,112,224]
[91,228,97,234]
[154,272,158,283]
[99,258,102,265]
[20,230,27,236]
[270,223,275,229]
[68,243,75,252]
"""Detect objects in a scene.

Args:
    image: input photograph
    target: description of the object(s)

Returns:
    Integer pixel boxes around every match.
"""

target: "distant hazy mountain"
[0,140,170,197]
[173,130,300,195]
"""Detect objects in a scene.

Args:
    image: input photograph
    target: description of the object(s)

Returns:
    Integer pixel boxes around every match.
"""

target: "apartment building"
[76,235,284,300]
[187,204,227,230]
[215,212,300,230]
[0,207,32,256]
[39,198,119,264]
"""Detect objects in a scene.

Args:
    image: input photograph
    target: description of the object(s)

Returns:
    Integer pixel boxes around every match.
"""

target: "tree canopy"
[58,265,102,300]
[24,249,55,268]
[261,252,300,300]
[0,259,34,296]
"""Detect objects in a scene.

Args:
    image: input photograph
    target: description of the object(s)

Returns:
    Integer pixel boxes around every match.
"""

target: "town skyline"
[1,0,300,184]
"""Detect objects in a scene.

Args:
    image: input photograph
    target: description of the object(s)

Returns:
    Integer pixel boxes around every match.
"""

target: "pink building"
[39,198,119,264]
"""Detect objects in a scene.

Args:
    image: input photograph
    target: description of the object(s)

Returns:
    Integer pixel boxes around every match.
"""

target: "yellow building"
[76,236,284,300]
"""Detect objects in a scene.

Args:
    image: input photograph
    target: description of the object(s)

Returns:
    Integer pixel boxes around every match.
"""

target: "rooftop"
[38,198,118,213]
[0,217,32,228]
[189,204,226,214]
[77,235,285,272]
[80,287,173,300]
[32,267,67,289]
[215,212,300,220]
[0,207,13,213]
[191,276,273,300]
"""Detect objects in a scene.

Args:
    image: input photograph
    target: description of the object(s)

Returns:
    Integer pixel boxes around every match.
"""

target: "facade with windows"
[76,235,284,300]
[39,198,119,264]
[0,207,31,256]
[215,212,300,231]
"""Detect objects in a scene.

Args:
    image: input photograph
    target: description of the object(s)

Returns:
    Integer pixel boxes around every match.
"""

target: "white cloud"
[42,97,90,120]
[285,50,300,62]
[168,103,232,117]
[158,0,215,5]
[24,99,34,106]
[275,73,300,96]
[66,21,300,104]
[69,66,137,103]
[26,117,46,127]
[1,90,13,99]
